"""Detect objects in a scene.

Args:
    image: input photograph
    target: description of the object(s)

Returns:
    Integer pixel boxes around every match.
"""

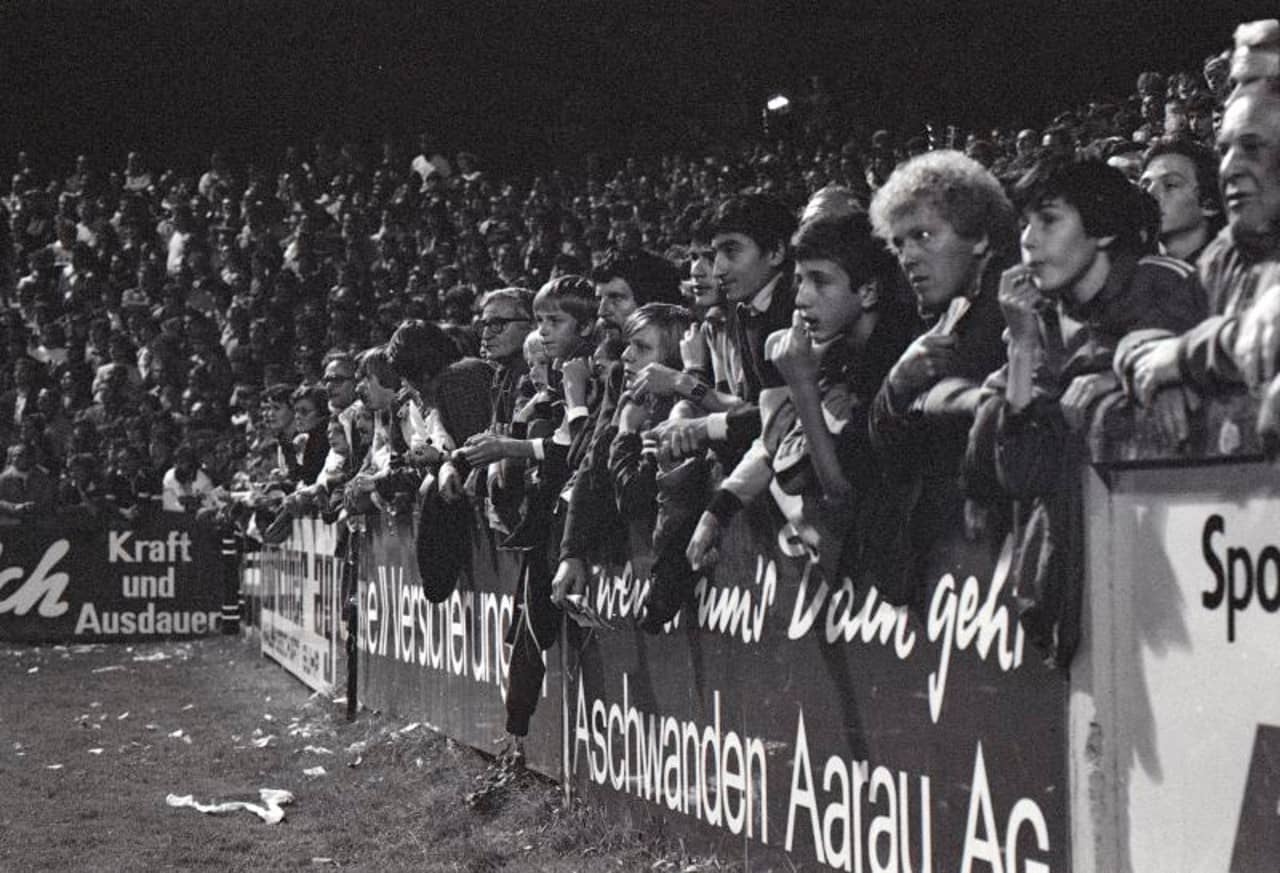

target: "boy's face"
[358,370,396,411]
[594,278,637,330]
[686,242,720,308]
[1140,153,1207,239]
[1020,197,1106,302]
[621,324,666,381]
[712,232,783,303]
[794,258,862,344]
[327,421,349,456]
[263,399,293,432]
[535,302,589,361]
[887,201,985,317]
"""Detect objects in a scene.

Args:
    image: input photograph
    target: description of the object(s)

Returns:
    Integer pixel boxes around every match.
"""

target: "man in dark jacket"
[863,151,1017,604]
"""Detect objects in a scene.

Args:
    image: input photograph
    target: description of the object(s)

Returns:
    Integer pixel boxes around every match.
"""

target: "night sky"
[0,1,1273,178]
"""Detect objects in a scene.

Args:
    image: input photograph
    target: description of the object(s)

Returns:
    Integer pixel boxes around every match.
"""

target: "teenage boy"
[686,211,914,580]
[604,303,696,630]
[1138,137,1222,263]
[632,217,744,415]
[643,193,798,465]
[964,157,1207,666]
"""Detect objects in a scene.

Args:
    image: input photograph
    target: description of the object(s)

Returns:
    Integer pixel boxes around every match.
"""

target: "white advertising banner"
[1101,464,1280,873]
[259,517,345,695]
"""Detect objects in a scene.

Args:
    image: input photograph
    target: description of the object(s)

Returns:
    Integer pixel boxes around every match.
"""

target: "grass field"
[0,635,739,873]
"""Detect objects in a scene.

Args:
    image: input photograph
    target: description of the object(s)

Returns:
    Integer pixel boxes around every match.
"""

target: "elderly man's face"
[1218,91,1280,237]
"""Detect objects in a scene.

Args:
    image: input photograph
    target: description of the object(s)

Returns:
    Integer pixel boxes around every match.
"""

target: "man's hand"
[459,432,529,464]
[1234,284,1280,388]
[686,511,722,571]
[551,558,588,607]
[887,333,958,399]
[1128,337,1182,406]
[645,417,710,462]
[560,357,591,408]
[767,314,820,387]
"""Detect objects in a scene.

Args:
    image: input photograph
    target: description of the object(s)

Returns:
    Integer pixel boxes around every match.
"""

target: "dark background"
[0,0,1272,178]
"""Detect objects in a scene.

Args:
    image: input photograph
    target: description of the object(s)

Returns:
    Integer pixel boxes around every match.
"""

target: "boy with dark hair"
[641,193,799,469]
[686,211,914,581]
[964,157,1207,666]
[1139,136,1223,263]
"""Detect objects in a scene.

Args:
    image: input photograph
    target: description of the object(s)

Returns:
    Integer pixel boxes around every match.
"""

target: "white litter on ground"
[302,766,327,778]
[165,788,295,825]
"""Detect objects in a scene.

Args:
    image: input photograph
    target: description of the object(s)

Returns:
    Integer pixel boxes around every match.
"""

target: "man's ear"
[577,319,595,338]
[858,279,880,310]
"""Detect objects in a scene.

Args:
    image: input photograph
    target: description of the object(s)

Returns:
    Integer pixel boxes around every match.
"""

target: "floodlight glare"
[766,94,791,113]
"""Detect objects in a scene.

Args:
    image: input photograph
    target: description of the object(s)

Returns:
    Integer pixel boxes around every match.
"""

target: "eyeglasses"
[322,374,354,384]
[477,316,530,335]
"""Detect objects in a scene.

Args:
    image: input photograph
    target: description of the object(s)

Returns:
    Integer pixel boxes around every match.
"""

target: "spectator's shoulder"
[1136,253,1197,282]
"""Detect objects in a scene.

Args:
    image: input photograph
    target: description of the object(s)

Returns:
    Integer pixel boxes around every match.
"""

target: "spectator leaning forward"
[964,156,1207,667]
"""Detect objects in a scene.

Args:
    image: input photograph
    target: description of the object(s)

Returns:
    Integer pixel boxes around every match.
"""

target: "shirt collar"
[746,272,783,315]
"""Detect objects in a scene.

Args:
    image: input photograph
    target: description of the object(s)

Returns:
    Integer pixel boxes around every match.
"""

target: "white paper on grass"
[165,788,295,825]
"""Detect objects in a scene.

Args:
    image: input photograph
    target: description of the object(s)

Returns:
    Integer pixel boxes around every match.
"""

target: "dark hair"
[711,194,798,260]
[357,345,400,389]
[792,212,895,293]
[1013,156,1157,255]
[1143,135,1223,218]
[386,319,461,385]
[590,251,682,306]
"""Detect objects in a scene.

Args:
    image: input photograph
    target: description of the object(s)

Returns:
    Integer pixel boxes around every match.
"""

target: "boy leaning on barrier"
[963,156,1206,666]
[605,302,696,631]
[685,209,915,581]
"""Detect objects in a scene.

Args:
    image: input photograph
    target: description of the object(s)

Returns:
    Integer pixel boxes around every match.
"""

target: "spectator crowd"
[2,15,1280,781]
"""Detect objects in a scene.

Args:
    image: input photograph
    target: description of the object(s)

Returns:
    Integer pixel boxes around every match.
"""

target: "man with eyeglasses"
[476,288,535,428]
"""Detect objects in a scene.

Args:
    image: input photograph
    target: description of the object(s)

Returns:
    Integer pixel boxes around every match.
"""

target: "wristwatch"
[686,379,708,405]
